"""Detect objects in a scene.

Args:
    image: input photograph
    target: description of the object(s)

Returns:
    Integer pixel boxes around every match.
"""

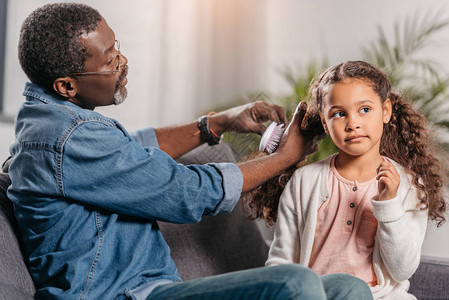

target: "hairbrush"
[259,101,308,154]
[259,121,285,154]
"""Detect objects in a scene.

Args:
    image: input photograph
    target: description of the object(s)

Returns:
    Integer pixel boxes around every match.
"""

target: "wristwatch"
[197,115,220,146]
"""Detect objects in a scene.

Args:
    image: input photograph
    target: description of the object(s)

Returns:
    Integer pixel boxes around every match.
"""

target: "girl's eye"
[360,107,371,114]
[332,111,345,118]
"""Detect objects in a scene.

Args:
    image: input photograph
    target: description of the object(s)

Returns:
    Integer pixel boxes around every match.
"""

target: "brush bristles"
[259,122,285,154]
[265,124,284,154]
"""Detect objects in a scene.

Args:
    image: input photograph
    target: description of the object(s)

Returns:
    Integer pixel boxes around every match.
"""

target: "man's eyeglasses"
[70,40,122,76]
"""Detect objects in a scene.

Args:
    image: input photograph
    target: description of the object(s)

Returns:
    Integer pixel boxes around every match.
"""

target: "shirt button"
[352,186,358,192]
[350,203,355,208]
[347,220,352,225]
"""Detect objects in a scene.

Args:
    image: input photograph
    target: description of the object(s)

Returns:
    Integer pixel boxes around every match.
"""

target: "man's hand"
[238,102,322,192]
[275,102,321,164]
[210,101,286,136]
[155,101,286,159]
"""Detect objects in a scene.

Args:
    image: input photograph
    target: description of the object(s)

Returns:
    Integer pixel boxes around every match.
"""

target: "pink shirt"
[309,156,378,286]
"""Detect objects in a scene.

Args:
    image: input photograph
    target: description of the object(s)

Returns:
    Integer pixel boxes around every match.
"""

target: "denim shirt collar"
[23,82,85,111]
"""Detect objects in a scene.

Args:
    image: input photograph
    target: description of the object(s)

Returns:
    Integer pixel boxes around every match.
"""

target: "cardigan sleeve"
[266,173,302,266]
[371,170,428,282]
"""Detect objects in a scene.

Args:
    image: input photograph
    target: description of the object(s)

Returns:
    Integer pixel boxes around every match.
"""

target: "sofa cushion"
[409,255,449,300]
[0,173,36,299]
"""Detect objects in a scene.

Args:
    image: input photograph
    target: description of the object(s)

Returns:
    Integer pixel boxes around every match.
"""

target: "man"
[9,3,372,299]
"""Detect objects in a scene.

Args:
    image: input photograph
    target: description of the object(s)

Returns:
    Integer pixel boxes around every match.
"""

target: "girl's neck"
[334,151,383,182]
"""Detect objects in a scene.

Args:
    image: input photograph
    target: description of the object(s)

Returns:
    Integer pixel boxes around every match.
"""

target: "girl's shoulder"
[291,154,335,180]
[286,155,334,200]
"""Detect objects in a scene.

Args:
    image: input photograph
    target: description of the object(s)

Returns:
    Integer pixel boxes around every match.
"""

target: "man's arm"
[155,101,319,193]
[154,101,286,159]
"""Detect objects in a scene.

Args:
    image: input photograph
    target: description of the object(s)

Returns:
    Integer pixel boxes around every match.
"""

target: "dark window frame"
[0,0,12,122]
[0,0,7,115]
[0,0,7,113]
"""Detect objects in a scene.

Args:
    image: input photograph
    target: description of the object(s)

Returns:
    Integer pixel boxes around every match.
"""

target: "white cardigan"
[266,155,428,300]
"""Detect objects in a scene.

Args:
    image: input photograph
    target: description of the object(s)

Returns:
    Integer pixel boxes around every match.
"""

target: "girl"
[246,61,447,299]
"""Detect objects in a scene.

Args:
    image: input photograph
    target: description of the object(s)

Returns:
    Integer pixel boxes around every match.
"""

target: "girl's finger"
[378,176,392,187]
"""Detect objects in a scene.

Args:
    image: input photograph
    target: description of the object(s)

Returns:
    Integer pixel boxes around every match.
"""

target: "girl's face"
[320,78,392,158]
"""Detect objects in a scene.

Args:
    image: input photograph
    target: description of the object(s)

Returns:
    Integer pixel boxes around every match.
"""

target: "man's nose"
[121,53,128,66]
[120,53,128,68]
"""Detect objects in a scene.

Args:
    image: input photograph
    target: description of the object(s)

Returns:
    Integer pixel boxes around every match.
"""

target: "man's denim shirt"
[8,83,243,299]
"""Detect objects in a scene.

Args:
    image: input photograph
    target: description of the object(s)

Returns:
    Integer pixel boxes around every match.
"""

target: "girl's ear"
[383,98,393,124]
[319,112,329,134]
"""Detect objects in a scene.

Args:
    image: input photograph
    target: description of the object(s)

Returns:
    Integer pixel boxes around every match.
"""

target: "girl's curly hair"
[18,3,102,91]
[245,61,447,227]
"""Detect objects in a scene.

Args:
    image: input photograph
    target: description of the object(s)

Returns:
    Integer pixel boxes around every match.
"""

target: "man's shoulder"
[16,84,118,148]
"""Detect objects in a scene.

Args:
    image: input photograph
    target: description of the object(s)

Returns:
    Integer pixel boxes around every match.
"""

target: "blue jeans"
[147,265,373,300]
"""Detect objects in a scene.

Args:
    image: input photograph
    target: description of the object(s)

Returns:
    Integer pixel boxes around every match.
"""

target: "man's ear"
[53,77,78,99]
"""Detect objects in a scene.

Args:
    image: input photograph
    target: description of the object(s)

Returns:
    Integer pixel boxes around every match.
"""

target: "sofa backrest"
[409,255,449,300]
[164,143,269,280]
[159,207,269,281]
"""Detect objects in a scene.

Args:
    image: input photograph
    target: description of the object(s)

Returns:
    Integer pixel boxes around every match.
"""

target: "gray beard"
[113,87,127,105]
[113,66,128,105]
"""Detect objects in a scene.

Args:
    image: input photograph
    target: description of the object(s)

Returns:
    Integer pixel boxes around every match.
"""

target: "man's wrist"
[208,113,228,136]
[197,113,221,146]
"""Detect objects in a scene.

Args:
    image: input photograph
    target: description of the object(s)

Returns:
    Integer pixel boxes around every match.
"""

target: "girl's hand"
[376,160,400,201]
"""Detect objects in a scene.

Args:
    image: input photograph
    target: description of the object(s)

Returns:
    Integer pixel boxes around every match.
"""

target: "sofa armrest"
[0,173,36,299]
[2,156,11,173]
[409,255,449,300]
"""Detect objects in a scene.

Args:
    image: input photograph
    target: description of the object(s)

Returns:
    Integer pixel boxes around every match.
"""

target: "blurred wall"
[1,0,449,258]
[265,0,449,94]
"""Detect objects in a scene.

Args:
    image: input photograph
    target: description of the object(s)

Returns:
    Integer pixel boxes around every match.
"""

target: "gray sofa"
[1,143,448,299]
